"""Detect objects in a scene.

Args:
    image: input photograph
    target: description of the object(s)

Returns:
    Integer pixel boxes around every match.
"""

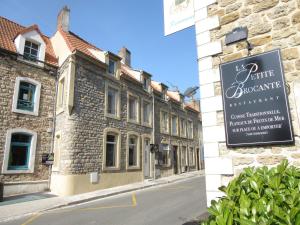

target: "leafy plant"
[202,160,300,225]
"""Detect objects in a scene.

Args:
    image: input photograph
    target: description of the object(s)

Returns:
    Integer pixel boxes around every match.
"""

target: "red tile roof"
[184,101,200,112]
[0,16,57,66]
[58,28,103,62]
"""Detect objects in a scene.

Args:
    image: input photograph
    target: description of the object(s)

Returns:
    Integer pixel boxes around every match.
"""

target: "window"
[128,94,139,123]
[161,144,169,166]
[17,82,36,112]
[105,84,120,119]
[108,59,117,76]
[24,40,39,61]
[142,77,150,92]
[171,115,178,136]
[142,100,152,126]
[12,77,41,116]
[106,133,117,167]
[2,129,37,174]
[128,134,139,168]
[180,118,187,137]
[189,147,195,166]
[103,128,120,170]
[181,146,187,167]
[57,77,65,112]
[187,120,194,139]
[160,111,169,133]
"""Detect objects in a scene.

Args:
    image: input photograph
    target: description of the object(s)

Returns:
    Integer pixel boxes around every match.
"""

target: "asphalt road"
[2,176,207,225]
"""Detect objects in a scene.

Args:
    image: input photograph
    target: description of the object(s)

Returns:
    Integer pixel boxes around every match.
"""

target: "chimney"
[57,6,70,32]
[118,47,131,66]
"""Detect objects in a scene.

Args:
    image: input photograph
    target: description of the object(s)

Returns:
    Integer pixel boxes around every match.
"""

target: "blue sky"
[1,0,199,96]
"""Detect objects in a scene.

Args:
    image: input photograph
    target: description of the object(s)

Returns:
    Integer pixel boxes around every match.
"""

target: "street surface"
[1,176,206,225]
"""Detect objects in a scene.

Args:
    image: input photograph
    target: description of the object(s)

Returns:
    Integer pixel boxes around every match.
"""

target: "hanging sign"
[163,0,195,36]
[220,49,294,147]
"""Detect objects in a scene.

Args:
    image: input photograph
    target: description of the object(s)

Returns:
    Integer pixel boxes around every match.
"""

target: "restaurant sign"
[220,49,294,147]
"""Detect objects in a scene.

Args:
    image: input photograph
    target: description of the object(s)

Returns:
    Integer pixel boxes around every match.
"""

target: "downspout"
[152,91,156,180]
[49,68,59,191]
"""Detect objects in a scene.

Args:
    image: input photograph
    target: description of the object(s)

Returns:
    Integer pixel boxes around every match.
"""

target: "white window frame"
[142,76,150,92]
[2,128,37,174]
[12,77,41,116]
[108,59,117,77]
[105,82,121,119]
[171,114,179,136]
[160,110,169,134]
[126,132,140,170]
[141,99,152,127]
[56,74,66,114]
[180,118,187,138]
[127,92,140,124]
[14,30,46,67]
[102,128,121,170]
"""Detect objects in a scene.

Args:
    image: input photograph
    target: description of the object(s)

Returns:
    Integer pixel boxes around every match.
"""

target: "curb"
[0,172,204,223]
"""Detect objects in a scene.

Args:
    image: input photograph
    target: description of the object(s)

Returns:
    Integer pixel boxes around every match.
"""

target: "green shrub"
[202,160,300,225]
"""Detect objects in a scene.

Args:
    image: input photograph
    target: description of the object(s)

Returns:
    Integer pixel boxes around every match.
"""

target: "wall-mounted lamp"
[225,27,253,55]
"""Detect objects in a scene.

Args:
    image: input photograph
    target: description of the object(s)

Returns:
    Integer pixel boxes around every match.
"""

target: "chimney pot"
[57,6,70,32]
[118,47,131,66]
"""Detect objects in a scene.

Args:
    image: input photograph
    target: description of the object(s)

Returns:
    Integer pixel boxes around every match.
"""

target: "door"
[144,138,151,178]
[173,145,178,174]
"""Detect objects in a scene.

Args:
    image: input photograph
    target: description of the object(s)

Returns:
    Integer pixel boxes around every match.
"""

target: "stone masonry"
[0,51,57,196]
[194,0,300,205]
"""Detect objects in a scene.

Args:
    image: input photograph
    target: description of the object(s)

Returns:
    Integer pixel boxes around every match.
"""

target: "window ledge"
[17,57,44,68]
[105,114,121,120]
[2,169,34,174]
[127,166,141,171]
[12,108,38,116]
[142,122,152,128]
[127,119,140,125]
[102,167,121,172]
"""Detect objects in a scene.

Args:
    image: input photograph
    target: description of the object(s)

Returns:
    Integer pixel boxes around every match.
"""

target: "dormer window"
[24,40,39,61]
[108,59,117,76]
[143,77,150,92]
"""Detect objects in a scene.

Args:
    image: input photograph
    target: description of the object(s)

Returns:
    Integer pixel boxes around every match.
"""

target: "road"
[2,176,207,225]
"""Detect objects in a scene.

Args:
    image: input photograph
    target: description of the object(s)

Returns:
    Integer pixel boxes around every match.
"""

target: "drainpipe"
[48,68,59,192]
[152,91,155,180]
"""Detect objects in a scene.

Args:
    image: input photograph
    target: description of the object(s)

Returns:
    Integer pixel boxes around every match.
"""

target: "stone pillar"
[195,0,300,206]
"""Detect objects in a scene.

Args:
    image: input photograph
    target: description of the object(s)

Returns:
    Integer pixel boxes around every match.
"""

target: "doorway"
[144,138,151,178]
[173,145,179,174]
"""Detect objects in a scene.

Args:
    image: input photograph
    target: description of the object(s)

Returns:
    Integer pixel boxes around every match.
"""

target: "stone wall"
[51,54,153,195]
[153,92,200,178]
[0,51,56,195]
[194,0,300,205]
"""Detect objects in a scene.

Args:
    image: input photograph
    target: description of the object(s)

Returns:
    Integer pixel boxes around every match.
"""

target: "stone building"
[151,81,201,178]
[0,16,58,196]
[0,7,202,197]
[194,0,300,205]
[48,7,202,196]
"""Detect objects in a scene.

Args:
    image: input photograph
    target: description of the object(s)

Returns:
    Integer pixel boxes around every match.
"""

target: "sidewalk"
[0,170,204,223]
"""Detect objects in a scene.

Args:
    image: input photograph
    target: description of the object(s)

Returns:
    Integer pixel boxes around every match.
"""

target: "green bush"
[202,160,300,225]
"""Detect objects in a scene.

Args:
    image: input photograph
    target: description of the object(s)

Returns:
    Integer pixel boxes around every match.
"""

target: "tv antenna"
[166,81,179,92]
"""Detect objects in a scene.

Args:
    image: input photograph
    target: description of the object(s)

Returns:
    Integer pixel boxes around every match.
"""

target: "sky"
[0,0,199,97]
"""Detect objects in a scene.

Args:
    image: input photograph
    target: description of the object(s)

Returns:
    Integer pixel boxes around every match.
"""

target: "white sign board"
[163,0,195,36]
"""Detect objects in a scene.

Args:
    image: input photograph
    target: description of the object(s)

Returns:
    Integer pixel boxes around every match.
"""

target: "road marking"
[21,213,41,225]
[132,192,137,207]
